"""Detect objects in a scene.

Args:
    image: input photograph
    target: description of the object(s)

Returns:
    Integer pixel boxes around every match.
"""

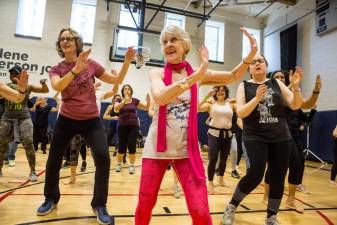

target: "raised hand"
[74,48,91,74]
[197,45,209,78]
[146,93,150,104]
[241,27,258,52]
[255,84,268,102]
[94,81,102,90]
[124,46,136,63]
[289,67,303,89]
[16,70,29,92]
[314,74,322,92]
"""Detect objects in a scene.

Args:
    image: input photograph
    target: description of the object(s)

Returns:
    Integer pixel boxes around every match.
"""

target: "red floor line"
[0,170,45,203]
[316,210,335,225]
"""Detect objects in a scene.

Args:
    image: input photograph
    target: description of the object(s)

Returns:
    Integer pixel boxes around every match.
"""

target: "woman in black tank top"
[222,54,303,225]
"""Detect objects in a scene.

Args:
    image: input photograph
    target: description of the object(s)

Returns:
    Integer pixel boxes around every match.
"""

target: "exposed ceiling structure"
[105,0,307,32]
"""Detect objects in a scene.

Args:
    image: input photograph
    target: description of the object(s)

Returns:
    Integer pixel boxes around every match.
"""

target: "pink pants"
[135,158,213,225]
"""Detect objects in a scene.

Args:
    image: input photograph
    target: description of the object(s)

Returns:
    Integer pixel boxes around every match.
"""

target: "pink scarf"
[157,61,205,181]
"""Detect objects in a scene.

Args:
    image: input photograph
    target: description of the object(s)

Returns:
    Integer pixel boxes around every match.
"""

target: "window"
[242,28,261,58]
[117,4,140,48]
[15,0,46,38]
[165,13,186,29]
[205,20,224,62]
[70,0,97,44]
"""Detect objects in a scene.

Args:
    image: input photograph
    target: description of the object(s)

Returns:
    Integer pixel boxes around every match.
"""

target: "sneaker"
[129,165,135,174]
[62,161,70,169]
[29,171,38,182]
[297,184,309,194]
[231,170,240,179]
[80,161,87,172]
[93,206,111,224]
[37,199,56,216]
[222,204,237,225]
[8,160,15,167]
[173,185,181,199]
[115,163,122,172]
[265,215,280,225]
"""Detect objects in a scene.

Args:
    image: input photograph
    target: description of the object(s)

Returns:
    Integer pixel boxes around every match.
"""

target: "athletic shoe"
[231,170,240,179]
[222,204,236,225]
[37,199,56,216]
[80,161,87,172]
[29,171,38,182]
[8,160,15,167]
[265,215,280,225]
[129,165,135,174]
[115,163,122,172]
[93,206,111,224]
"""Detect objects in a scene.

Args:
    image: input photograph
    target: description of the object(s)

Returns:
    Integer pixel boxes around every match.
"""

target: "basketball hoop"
[134,46,151,69]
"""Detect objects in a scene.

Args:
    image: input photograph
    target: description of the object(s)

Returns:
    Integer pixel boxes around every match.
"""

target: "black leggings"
[44,115,110,208]
[331,139,337,181]
[230,140,291,214]
[118,125,139,154]
[293,136,305,184]
[207,134,231,181]
[33,123,48,151]
[265,139,302,185]
[235,129,243,166]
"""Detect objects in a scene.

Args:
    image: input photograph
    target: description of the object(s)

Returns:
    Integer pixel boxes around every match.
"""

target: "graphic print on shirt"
[166,98,190,131]
[65,71,91,96]
[5,83,23,110]
[257,87,278,123]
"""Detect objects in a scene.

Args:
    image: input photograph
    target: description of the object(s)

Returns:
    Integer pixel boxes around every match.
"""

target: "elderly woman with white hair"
[134,25,257,225]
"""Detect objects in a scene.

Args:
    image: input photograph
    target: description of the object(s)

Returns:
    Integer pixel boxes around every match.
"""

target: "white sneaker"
[222,204,236,225]
[115,163,122,172]
[8,160,15,167]
[173,185,181,199]
[129,165,135,174]
[29,171,38,182]
[265,215,280,225]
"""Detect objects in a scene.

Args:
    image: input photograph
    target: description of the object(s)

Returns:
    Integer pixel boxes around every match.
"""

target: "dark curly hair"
[56,28,83,58]
[213,85,229,101]
[121,84,133,98]
[269,70,290,86]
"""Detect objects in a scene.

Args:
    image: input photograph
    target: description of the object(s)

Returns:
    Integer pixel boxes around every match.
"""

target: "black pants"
[235,129,243,166]
[265,139,302,185]
[232,140,291,214]
[44,115,110,208]
[33,123,48,152]
[207,133,231,181]
[107,121,118,147]
[331,139,337,181]
[293,136,305,184]
[118,125,139,154]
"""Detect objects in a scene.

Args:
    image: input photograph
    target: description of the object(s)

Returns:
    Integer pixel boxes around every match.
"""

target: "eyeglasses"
[251,58,265,65]
[59,37,75,42]
[274,75,285,80]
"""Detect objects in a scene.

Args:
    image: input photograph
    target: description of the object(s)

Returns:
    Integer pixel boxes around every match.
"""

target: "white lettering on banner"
[0,48,52,76]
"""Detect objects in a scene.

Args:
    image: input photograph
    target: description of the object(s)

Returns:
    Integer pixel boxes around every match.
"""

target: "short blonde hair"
[160,25,192,58]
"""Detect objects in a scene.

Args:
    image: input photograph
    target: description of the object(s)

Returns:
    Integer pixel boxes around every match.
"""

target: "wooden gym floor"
[0,146,336,225]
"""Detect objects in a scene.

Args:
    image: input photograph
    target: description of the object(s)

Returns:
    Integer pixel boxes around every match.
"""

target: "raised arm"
[101,82,119,100]
[151,46,208,106]
[277,67,303,110]
[51,49,91,92]
[103,105,118,120]
[137,94,151,111]
[28,79,49,93]
[236,82,268,118]
[333,125,337,138]
[301,74,322,109]
[200,28,258,86]
[98,47,135,85]
[198,89,215,112]
[0,71,28,103]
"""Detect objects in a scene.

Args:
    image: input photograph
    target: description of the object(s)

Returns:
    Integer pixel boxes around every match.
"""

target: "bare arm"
[98,47,135,84]
[103,105,118,120]
[101,84,119,100]
[0,71,28,103]
[333,125,337,138]
[198,90,215,112]
[236,117,243,129]
[236,82,267,118]
[137,94,151,111]
[200,28,258,86]
[301,74,321,109]
[277,68,303,110]
[28,79,49,93]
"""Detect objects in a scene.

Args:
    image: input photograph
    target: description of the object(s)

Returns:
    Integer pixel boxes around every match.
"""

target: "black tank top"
[242,78,291,142]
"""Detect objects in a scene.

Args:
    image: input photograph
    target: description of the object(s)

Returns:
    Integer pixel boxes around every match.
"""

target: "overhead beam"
[197,0,223,27]
[144,0,167,30]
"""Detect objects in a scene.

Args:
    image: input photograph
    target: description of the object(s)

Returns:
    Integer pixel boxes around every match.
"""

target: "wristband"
[19,89,26,94]
[313,91,320,94]
[70,70,78,77]
[292,88,301,92]
[243,57,252,65]
[178,78,189,90]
